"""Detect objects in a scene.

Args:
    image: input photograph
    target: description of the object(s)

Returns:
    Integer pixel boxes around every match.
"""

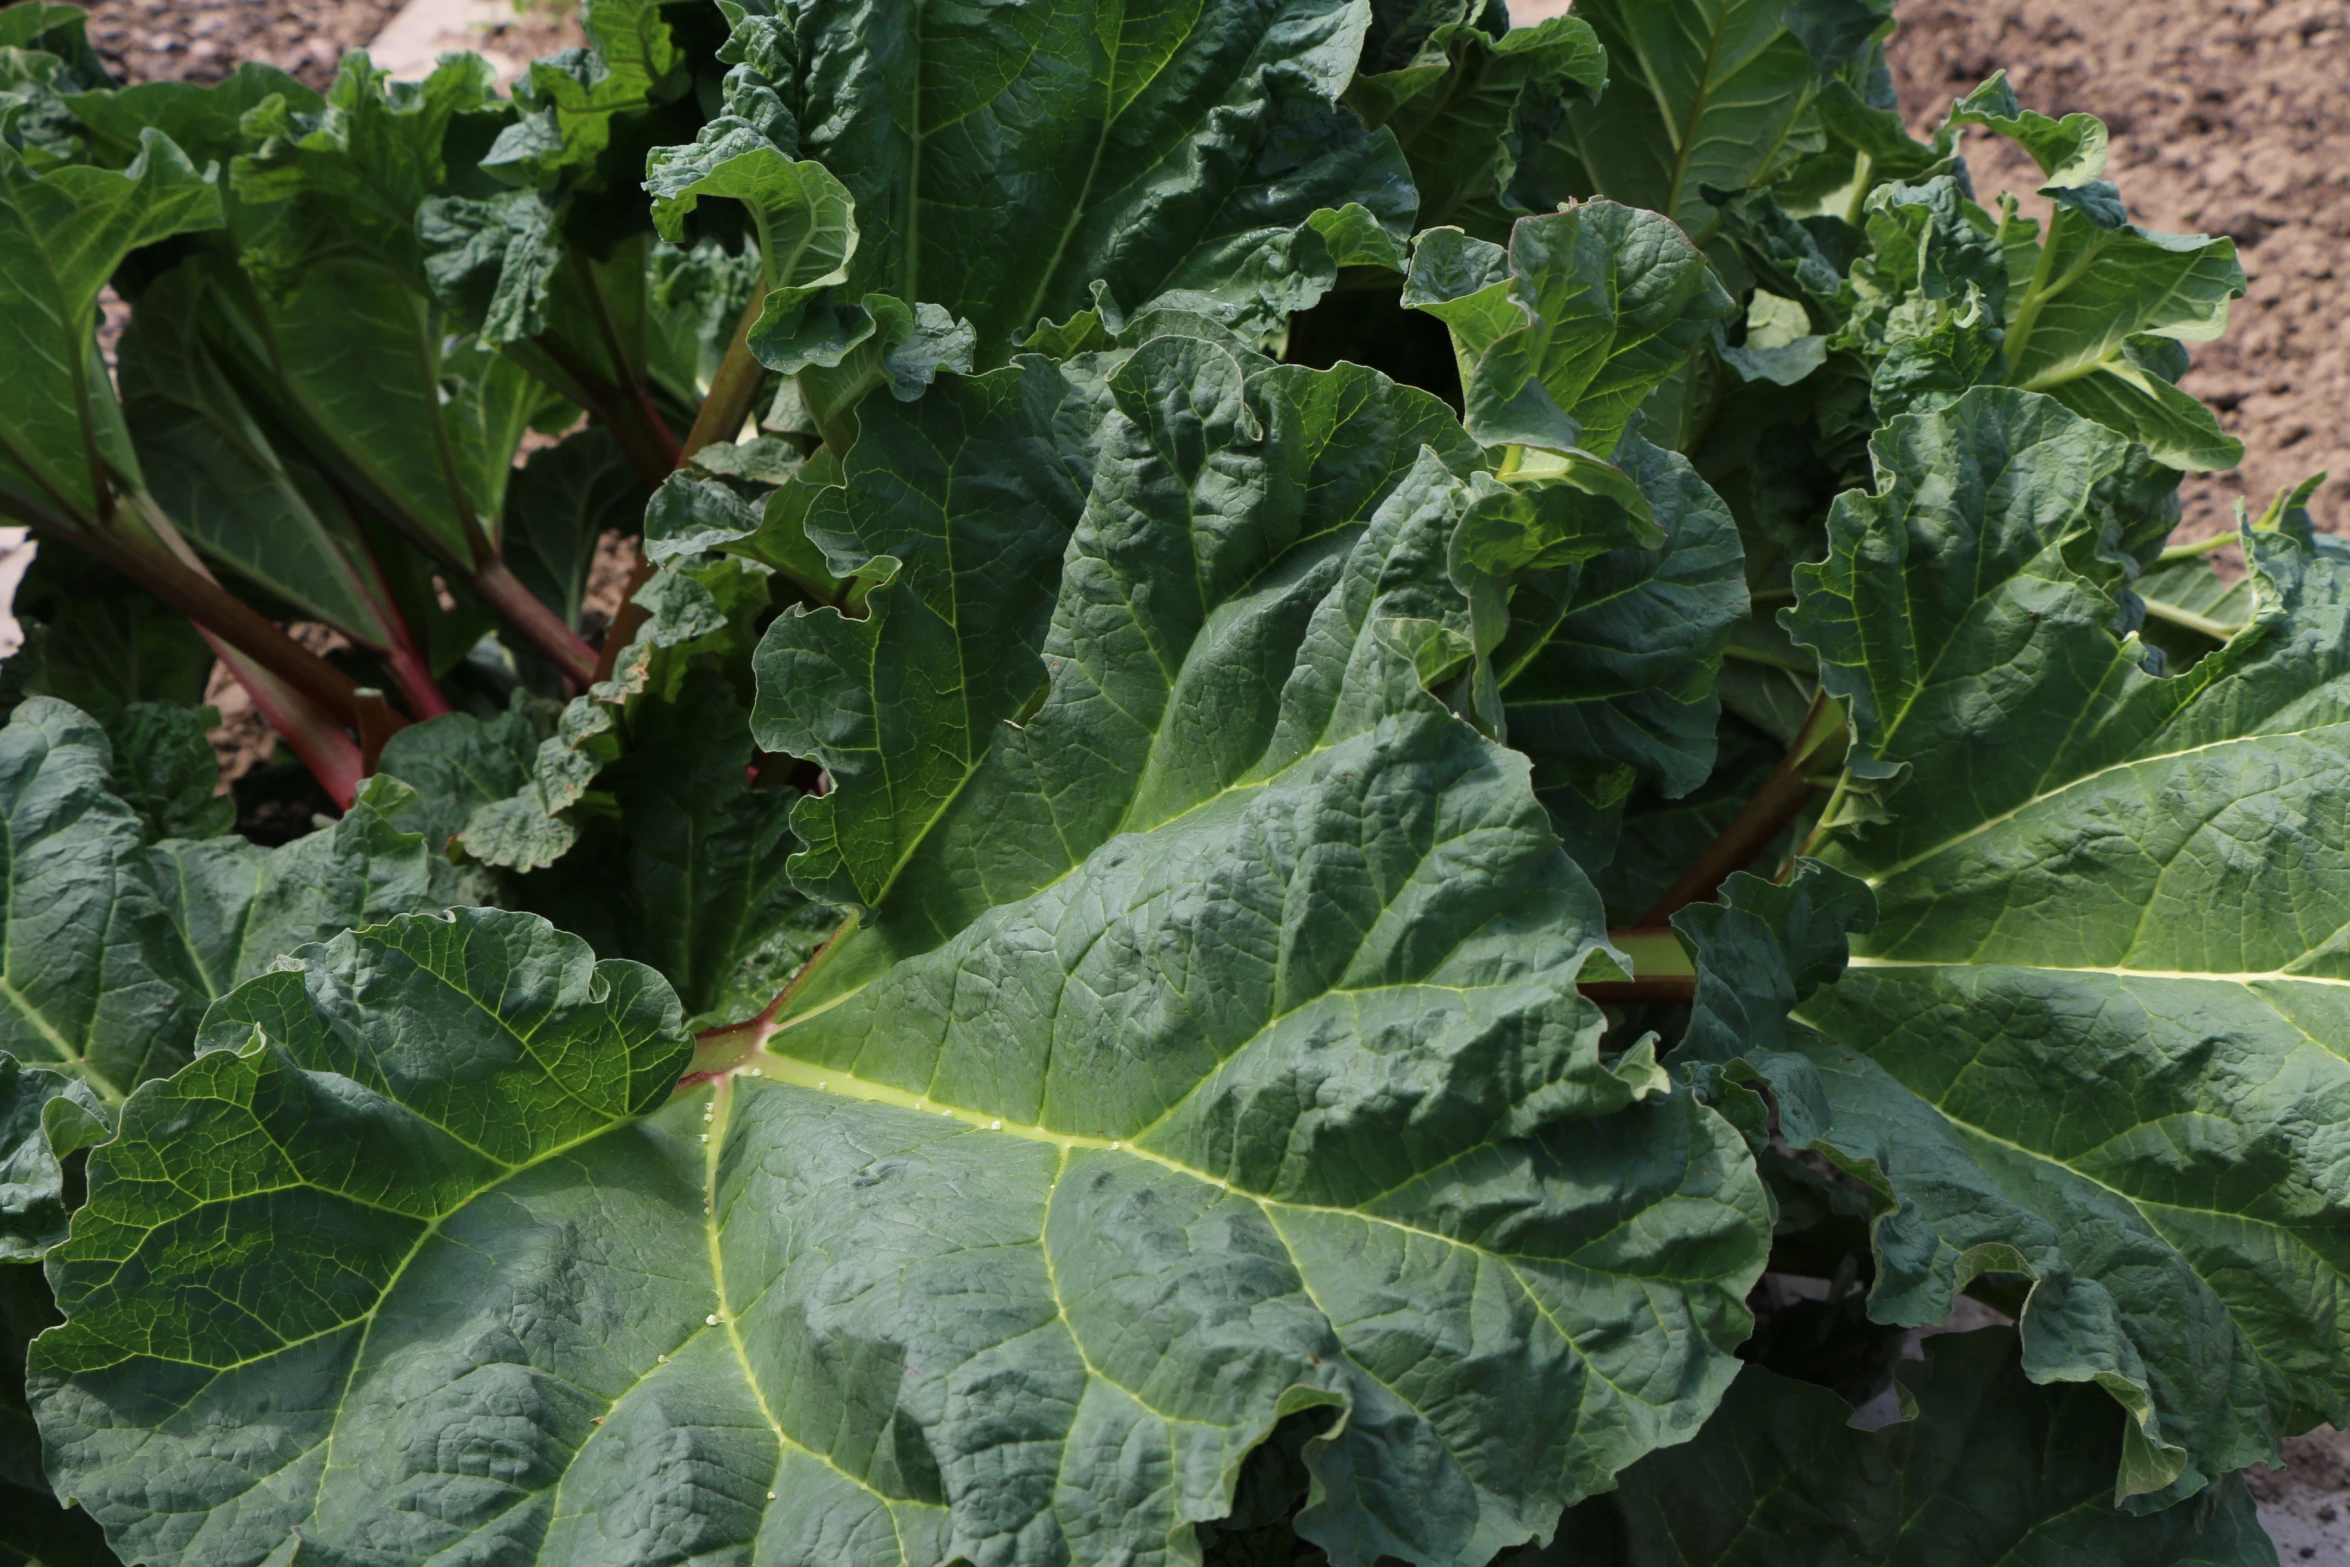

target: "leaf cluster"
[0,1,2328,1564]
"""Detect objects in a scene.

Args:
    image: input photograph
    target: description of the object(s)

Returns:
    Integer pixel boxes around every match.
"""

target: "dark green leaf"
[1403,202,1737,459]
[0,697,477,1102]
[1779,386,2350,1501]
[6,549,214,717]
[1346,14,1605,243]
[1495,429,1749,804]
[95,700,232,842]
[116,258,417,654]
[0,1054,108,1262]
[33,324,1773,1553]
[0,130,220,528]
[703,0,1416,367]
[1537,1331,2273,1566]
[1538,0,1892,246]
[501,425,645,630]
[749,354,1110,911]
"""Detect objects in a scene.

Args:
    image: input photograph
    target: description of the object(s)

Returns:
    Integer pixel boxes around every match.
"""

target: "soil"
[77,0,406,90]
[1882,0,2350,545]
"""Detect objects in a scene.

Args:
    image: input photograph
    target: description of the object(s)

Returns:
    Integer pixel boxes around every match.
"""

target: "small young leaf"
[1404,202,1737,458]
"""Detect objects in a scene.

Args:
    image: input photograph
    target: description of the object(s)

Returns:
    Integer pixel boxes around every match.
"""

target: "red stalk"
[471,560,599,687]
[201,632,365,810]
[96,494,375,729]
[375,613,451,719]
[1635,690,1845,927]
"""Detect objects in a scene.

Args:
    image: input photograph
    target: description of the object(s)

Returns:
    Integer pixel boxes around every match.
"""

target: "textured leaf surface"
[1542,0,1886,245]
[0,129,219,524]
[1403,203,1735,458]
[91,701,233,845]
[1345,11,1604,243]
[1538,1330,2274,1566]
[0,699,466,1102]
[718,0,1415,364]
[1494,429,1748,804]
[749,355,1108,912]
[1779,386,2350,1501]
[35,345,1775,1567]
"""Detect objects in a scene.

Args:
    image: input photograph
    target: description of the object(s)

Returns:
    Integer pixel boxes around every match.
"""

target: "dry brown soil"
[78,0,404,89]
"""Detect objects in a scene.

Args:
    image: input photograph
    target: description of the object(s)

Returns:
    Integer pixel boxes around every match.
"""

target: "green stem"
[2151,531,2241,568]
[2001,203,2068,376]
[1842,150,1877,229]
[1791,767,1857,866]
[1579,928,1696,1006]
[2138,597,2242,642]
[681,276,771,463]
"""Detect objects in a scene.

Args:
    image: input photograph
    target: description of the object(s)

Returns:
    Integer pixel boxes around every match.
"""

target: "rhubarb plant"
[0,0,2329,1564]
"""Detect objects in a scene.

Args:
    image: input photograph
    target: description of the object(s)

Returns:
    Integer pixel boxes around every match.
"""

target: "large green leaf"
[1539,0,1891,246]
[1344,9,1606,243]
[0,697,472,1103]
[1494,428,1749,809]
[1535,1330,2273,1566]
[702,0,1416,368]
[1403,203,1737,460]
[0,130,219,529]
[191,252,560,573]
[34,342,1773,1567]
[749,354,1111,913]
[115,260,413,655]
[1775,385,2350,1502]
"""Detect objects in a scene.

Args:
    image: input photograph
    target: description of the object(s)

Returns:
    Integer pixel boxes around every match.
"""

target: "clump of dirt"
[1884,0,2350,542]
[76,0,406,90]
